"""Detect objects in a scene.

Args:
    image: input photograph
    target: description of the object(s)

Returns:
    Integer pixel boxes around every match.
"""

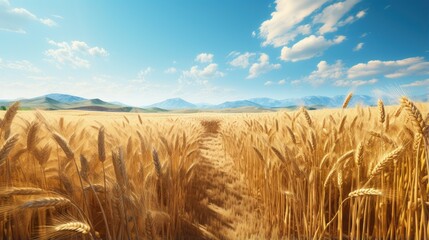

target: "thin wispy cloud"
[0,58,40,73]
[353,42,364,51]
[401,79,429,87]
[0,1,57,33]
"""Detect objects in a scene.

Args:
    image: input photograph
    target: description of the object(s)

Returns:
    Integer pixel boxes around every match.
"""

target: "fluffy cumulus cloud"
[303,60,377,87]
[247,53,281,79]
[308,60,344,85]
[259,0,328,47]
[259,0,364,47]
[348,57,429,79]
[302,57,429,88]
[280,35,345,62]
[195,53,214,63]
[259,0,365,62]
[182,63,224,80]
[401,79,429,87]
[45,40,109,69]
[313,0,361,34]
[0,1,57,33]
[229,52,256,68]
[0,58,40,73]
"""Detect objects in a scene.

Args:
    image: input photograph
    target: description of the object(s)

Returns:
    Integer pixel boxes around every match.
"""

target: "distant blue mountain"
[214,100,263,109]
[248,98,284,108]
[45,93,86,103]
[146,98,196,109]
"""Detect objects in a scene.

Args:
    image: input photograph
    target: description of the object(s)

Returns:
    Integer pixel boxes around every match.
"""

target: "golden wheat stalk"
[0,134,19,166]
[152,148,161,177]
[354,142,364,166]
[54,221,90,234]
[52,132,75,160]
[0,102,19,131]
[378,99,385,124]
[0,187,45,197]
[26,121,39,152]
[370,145,404,178]
[98,126,106,162]
[112,147,127,187]
[286,126,296,144]
[18,197,71,209]
[394,105,403,117]
[348,188,383,198]
[79,154,90,182]
[300,107,312,127]
[342,92,353,108]
[400,96,426,134]
[324,150,354,187]
[146,212,155,240]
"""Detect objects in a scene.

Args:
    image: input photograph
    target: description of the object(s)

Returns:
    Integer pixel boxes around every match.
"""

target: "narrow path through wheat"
[189,120,263,239]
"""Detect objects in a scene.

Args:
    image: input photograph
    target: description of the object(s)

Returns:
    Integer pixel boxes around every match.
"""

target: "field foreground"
[0,98,428,239]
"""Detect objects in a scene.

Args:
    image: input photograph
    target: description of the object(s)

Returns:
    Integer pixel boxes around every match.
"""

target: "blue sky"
[0,0,428,106]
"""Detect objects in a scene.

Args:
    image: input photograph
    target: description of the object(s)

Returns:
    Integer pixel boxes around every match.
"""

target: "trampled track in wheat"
[187,120,263,239]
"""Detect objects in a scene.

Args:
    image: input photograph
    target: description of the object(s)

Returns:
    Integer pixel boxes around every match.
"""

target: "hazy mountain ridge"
[0,93,427,112]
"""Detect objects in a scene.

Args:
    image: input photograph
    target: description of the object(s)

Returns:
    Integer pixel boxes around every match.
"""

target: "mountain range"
[0,93,427,112]
[0,94,163,113]
[146,94,428,110]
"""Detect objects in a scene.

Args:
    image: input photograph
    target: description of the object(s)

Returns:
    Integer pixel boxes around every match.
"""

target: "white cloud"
[195,53,214,63]
[265,79,286,86]
[247,53,281,79]
[229,52,256,68]
[182,63,224,81]
[308,60,344,85]
[334,78,377,87]
[45,40,108,69]
[164,67,177,74]
[313,0,361,34]
[338,10,366,27]
[348,57,429,79]
[264,81,274,86]
[259,0,328,47]
[280,35,346,62]
[133,67,152,83]
[356,10,366,18]
[353,42,364,51]
[291,80,301,85]
[40,18,57,27]
[0,3,57,33]
[0,58,40,73]
[401,79,429,87]
[251,31,256,38]
[303,60,376,87]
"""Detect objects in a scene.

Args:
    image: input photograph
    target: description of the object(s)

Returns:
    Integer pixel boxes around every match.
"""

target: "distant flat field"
[2,102,428,122]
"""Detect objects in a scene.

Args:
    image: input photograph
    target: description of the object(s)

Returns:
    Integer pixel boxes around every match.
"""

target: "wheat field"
[0,96,428,239]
